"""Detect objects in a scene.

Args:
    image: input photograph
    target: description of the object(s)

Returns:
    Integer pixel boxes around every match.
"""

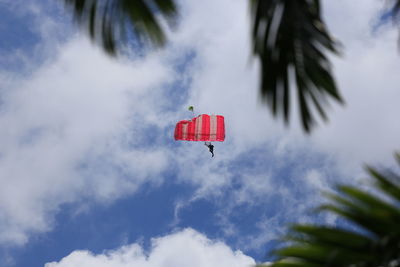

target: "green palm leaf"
[266,154,400,267]
[250,0,343,132]
[63,0,177,55]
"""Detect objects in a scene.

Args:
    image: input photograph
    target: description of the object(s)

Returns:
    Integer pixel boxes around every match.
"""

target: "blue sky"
[1,1,400,267]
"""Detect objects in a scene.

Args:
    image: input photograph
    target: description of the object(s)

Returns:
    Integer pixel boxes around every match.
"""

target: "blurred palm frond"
[264,154,400,267]
[250,0,343,133]
[63,0,177,55]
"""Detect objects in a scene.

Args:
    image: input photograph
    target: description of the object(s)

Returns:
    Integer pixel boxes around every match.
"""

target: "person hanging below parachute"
[204,142,214,157]
[174,106,225,157]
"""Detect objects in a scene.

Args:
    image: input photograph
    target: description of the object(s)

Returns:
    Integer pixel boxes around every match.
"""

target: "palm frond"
[250,0,343,133]
[391,0,400,19]
[270,156,400,266]
[63,0,177,55]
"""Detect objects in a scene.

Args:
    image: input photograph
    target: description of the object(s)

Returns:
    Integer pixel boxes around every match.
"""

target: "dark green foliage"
[262,154,400,267]
[250,0,343,133]
[63,0,177,55]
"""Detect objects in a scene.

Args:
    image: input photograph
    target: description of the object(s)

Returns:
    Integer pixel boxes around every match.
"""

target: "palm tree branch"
[319,202,398,237]
[63,0,177,55]
[270,259,322,267]
[287,225,374,251]
[336,185,400,218]
[274,244,374,266]
[367,166,400,202]
[251,0,343,132]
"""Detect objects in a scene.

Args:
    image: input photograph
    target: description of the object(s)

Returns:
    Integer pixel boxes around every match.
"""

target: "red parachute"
[174,114,225,142]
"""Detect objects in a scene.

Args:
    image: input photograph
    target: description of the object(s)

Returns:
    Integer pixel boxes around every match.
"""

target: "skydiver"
[205,142,214,157]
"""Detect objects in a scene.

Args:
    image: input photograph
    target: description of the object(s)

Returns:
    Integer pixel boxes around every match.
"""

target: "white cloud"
[309,0,400,173]
[304,169,326,191]
[45,228,255,267]
[0,34,173,244]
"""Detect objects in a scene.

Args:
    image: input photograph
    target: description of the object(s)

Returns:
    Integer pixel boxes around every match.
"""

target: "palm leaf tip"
[366,165,400,202]
[63,0,178,56]
[251,0,343,133]
[389,0,400,20]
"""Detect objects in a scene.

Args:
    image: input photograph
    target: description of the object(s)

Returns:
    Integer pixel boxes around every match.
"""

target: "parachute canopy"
[174,114,225,142]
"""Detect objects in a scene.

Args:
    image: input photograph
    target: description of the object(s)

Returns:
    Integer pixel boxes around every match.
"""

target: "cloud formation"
[45,229,255,267]
[0,34,174,244]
